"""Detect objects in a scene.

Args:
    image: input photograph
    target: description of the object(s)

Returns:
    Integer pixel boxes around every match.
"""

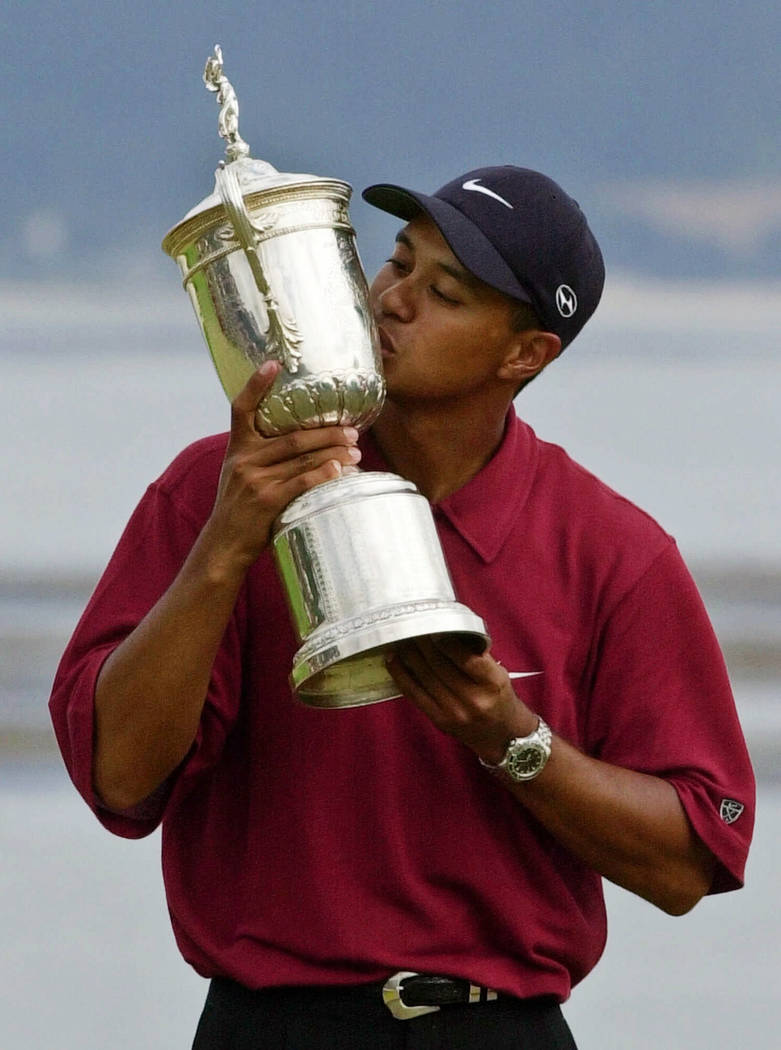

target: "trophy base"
[273,471,490,709]
[291,601,488,708]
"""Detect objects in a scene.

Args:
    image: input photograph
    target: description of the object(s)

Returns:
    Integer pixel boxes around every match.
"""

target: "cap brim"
[362,183,534,307]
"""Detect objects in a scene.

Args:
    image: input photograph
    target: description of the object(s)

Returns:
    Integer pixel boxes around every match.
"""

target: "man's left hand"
[386,636,538,763]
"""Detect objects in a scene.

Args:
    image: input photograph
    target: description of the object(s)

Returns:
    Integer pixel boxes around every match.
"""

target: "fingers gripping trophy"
[162,47,488,708]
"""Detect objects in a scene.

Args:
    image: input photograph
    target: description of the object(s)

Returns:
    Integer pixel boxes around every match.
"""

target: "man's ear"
[498,330,561,384]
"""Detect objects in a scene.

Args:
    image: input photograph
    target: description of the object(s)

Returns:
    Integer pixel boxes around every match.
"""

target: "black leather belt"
[382,970,499,1020]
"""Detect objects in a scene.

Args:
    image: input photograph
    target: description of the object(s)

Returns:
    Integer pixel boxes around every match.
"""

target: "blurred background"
[1,2,778,1047]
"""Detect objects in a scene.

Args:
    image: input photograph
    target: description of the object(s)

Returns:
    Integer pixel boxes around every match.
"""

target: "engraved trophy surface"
[163,47,488,707]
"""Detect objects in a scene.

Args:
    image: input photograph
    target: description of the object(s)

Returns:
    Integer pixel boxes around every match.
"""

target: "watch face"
[507,744,543,779]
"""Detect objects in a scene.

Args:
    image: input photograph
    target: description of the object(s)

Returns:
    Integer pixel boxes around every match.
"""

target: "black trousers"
[192,977,578,1050]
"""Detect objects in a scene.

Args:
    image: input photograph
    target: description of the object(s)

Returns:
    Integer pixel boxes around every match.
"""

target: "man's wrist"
[476,710,539,766]
[189,524,259,590]
[478,717,553,782]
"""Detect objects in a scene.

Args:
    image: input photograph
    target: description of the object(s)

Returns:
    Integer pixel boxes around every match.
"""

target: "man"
[50,166,754,1049]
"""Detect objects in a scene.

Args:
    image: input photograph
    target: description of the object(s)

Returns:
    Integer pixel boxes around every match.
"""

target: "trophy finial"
[204,45,251,163]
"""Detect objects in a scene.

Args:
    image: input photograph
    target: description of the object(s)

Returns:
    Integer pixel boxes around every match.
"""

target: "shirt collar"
[361,409,538,564]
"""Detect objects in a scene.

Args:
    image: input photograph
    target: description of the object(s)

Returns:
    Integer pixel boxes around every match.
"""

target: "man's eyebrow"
[394,229,481,290]
[437,259,481,290]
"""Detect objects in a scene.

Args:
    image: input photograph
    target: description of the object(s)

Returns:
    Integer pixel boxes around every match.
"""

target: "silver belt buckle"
[382,971,440,1020]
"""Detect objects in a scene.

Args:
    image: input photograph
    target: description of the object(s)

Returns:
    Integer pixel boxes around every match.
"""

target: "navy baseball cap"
[362,166,605,350]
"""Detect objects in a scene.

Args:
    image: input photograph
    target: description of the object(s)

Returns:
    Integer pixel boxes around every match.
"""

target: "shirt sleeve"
[48,477,245,840]
[584,542,755,893]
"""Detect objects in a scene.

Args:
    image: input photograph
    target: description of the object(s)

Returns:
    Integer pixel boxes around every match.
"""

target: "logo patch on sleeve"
[719,798,745,825]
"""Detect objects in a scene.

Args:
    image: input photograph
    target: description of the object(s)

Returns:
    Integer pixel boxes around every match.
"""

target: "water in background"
[0,276,778,1049]
[1,276,779,770]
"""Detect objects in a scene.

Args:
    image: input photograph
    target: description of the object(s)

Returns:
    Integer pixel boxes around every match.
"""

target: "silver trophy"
[162,47,488,707]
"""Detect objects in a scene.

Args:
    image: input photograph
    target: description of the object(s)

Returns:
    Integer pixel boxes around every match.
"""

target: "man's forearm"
[499,733,716,915]
[387,637,716,916]
[91,366,363,812]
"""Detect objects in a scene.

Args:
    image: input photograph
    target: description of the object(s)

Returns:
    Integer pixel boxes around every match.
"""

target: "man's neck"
[371,397,511,504]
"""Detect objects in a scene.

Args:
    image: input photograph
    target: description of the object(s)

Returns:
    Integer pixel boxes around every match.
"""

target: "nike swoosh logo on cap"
[508,671,542,679]
[462,178,514,209]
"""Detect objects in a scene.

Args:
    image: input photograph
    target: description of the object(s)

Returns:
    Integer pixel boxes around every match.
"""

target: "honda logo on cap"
[555,285,577,318]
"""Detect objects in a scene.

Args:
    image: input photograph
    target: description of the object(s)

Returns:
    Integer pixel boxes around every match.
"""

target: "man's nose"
[378,276,415,322]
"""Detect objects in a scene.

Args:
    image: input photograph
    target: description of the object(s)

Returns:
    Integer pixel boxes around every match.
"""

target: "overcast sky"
[3,1,779,282]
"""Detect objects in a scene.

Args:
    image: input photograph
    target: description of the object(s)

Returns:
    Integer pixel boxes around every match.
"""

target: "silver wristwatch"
[479,718,552,782]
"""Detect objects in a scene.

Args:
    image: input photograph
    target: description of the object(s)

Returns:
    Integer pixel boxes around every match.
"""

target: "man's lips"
[377,325,396,357]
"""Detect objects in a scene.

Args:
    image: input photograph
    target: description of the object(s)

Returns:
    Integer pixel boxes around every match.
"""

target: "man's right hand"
[93,361,362,811]
[204,362,362,570]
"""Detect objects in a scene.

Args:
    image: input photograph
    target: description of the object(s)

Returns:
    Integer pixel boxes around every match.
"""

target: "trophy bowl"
[162,173,386,436]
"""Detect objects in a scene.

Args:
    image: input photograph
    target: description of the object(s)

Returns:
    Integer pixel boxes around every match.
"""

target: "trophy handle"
[215,162,304,375]
[205,45,302,375]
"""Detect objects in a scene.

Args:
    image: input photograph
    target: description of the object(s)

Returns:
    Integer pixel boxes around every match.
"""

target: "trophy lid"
[179,156,329,224]
[165,46,344,238]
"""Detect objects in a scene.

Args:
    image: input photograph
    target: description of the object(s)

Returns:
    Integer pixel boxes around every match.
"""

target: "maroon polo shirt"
[49,410,754,1001]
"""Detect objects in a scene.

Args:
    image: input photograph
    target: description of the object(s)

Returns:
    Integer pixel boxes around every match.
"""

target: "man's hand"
[204,362,362,570]
[386,635,537,762]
